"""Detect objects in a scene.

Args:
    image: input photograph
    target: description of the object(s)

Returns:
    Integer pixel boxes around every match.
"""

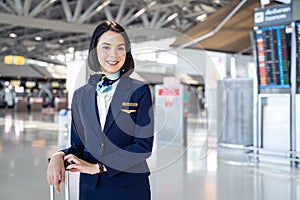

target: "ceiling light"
[1,46,8,52]
[148,1,157,8]
[58,39,64,44]
[196,13,207,21]
[45,42,60,49]
[68,47,75,53]
[9,33,17,38]
[27,46,36,52]
[167,13,178,22]
[35,36,42,41]
[96,0,111,11]
[56,54,65,62]
[133,1,156,18]
[134,8,146,17]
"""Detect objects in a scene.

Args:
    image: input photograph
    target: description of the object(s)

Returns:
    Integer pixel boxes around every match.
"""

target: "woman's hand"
[47,151,66,193]
[64,154,100,175]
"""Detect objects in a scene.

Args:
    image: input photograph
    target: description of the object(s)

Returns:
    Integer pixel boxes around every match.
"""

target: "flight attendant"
[47,21,154,200]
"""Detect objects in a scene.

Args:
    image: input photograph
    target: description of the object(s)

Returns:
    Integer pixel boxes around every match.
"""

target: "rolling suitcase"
[50,170,70,200]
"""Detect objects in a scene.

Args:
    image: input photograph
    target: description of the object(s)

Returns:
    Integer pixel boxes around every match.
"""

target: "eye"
[102,46,110,50]
[117,47,125,51]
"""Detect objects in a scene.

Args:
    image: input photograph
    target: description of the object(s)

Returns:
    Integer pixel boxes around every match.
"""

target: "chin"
[105,67,121,74]
[103,70,115,75]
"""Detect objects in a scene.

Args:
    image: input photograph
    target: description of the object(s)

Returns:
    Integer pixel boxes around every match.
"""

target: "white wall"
[234,54,255,77]
[177,48,206,75]
[176,48,227,147]
[66,60,88,108]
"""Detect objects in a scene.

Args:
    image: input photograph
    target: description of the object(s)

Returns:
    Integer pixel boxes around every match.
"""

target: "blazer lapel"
[83,85,102,130]
[81,75,106,149]
[103,76,132,134]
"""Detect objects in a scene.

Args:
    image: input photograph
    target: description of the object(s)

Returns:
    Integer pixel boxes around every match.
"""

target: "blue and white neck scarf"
[96,71,120,93]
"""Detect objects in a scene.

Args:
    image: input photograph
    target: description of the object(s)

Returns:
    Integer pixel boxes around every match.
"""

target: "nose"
[109,48,118,58]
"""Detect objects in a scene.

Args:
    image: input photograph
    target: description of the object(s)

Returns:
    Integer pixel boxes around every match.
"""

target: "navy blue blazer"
[63,74,154,189]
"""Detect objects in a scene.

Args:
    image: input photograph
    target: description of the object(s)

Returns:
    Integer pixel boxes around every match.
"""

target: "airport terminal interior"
[1,0,300,199]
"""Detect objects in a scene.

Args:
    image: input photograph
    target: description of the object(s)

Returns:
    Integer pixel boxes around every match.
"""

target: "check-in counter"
[55,97,67,111]
[30,97,43,112]
[15,97,28,112]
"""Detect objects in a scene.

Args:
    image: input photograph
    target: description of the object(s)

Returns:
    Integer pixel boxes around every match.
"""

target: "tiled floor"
[0,109,300,200]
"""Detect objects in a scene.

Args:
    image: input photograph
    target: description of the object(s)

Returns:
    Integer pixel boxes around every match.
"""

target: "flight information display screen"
[254,25,291,89]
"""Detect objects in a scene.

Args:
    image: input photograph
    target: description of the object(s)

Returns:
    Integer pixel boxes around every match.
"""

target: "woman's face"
[96,30,126,74]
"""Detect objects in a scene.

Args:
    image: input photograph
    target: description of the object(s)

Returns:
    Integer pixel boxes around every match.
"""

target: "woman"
[47,21,154,200]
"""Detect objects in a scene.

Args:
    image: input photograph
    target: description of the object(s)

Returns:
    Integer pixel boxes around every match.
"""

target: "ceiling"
[0,0,232,65]
[0,62,66,80]
[173,0,280,54]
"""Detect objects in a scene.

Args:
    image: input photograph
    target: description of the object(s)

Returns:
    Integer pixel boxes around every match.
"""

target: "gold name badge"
[122,102,138,107]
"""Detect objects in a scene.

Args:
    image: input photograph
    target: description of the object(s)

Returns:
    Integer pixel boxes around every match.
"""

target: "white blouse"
[96,80,119,131]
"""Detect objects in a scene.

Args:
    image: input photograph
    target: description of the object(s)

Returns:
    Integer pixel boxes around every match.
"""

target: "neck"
[105,71,120,80]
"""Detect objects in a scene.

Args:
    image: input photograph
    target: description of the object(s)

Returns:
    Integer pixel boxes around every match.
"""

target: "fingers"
[66,161,80,171]
[60,166,65,184]
[62,154,97,174]
[53,173,61,193]
[46,154,66,193]
[48,170,64,193]
[64,154,82,171]
[46,170,51,185]
[64,154,79,171]
[64,154,79,164]
[47,171,61,193]
[64,154,87,173]
[64,153,75,160]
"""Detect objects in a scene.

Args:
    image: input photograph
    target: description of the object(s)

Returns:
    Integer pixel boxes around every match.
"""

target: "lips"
[107,60,118,65]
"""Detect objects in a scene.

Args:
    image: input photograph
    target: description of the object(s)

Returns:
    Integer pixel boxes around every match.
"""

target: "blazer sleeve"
[103,84,154,177]
[60,118,84,158]
[61,91,85,158]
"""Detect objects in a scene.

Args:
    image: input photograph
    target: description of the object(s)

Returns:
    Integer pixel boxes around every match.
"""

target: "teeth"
[108,61,117,64]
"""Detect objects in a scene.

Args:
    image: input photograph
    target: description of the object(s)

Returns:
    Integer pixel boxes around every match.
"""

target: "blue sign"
[254,3,292,27]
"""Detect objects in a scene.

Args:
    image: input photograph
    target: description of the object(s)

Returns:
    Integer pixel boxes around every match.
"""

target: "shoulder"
[125,77,152,100]
[128,78,151,97]
[71,84,92,104]
[126,76,150,91]
[73,84,92,95]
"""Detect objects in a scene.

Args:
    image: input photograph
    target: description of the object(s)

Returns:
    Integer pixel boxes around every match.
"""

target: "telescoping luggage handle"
[49,159,71,200]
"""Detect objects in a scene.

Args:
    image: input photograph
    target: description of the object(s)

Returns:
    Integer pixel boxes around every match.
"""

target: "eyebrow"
[101,42,125,46]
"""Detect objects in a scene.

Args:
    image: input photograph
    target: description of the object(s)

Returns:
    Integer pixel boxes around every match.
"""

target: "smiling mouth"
[107,61,118,65]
